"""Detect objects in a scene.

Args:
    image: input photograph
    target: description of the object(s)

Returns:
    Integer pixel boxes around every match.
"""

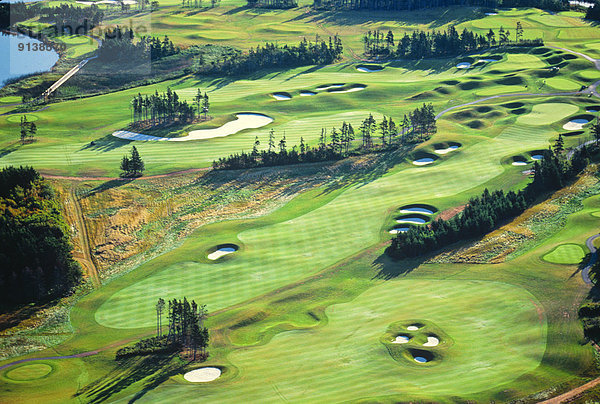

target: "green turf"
[136,280,546,402]
[543,244,586,264]
[5,363,53,381]
[516,103,579,126]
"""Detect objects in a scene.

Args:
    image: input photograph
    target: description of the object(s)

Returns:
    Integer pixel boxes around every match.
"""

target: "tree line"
[313,0,568,11]
[0,166,81,307]
[98,28,180,62]
[364,24,540,59]
[198,36,343,76]
[585,1,600,21]
[116,297,209,360]
[130,87,197,127]
[213,104,436,170]
[19,116,37,144]
[388,141,594,259]
[246,0,298,8]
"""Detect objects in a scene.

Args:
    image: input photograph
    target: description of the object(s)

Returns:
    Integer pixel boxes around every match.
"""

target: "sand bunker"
[414,356,428,363]
[531,154,543,160]
[512,161,528,166]
[112,113,273,142]
[434,145,460,154]
[423,336,440,347]
[407,325,420,331]
[392,335,410,344]
[456,62,472,69]
[208,247,236,260]
[397,217,427,224]
[357,66,383,73]
[184,367,221,382]
[586,106,600,113]
[300,91,316,96]
[328,85,366,94]
[272,92,292,101]
[563,118,590,130]
[477,58,497,63]
[389,227,410,234]
[316,84,344,91]
[413,158,435,165]
[485,12,498,15]
[400,207,434,214]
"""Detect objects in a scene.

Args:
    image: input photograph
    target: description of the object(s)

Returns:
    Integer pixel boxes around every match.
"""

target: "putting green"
[6,115,38,123]
[5,363,53,381]
[95,124,552,329]
[516,103,579,126]
[543,244,585,264]
[137,279,546,402]
[545,77,580,91]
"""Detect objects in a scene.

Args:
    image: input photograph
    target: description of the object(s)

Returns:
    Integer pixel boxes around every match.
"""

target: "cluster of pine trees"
[0,166,81,307]
[313,0,568,11]
[585,1,600,21]
[213,105,436,170]
[116,298,209,360]
[130,88,195,127]
[19,116,37,144]
[37,4,104,34]
[199,37,343,76]
[389,143,593,259]
[120,146,145,177]
[246,0,298,8]
[364,24,539,59]
[98,28,179,62]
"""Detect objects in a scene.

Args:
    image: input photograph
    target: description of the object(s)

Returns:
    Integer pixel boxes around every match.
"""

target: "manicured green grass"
[516,102,579,126]
[5,363,53,381]
[137,280,546,402]
[543,244,586,264]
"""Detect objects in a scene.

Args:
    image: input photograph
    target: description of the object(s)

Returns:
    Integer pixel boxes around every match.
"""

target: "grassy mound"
[543,244,585,264]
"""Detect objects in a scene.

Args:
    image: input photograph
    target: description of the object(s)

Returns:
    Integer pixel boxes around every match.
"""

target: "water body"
[0,33,59,88]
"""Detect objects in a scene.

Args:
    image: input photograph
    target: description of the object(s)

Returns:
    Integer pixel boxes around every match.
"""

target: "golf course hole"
[399,204,437,215]
[409,349,434,364]
[5,363,53,381]
[272,92,292,101]
[396,214,429,225]
[316,83,344,91]
[392,335,410,344]
[543,244,585,264]
[423,335,440,347]
[456,62,472,69]
[356,64,383,72]
[299,91,316,96]
[328,84,367,94]
[184,367,221,383]
[207,244,238,260]
[434,142,461,154]
[6,114,39,123]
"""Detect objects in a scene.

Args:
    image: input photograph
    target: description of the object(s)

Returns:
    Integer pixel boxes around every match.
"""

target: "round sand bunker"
[184,367,221,383]
[272,92,292,101]
[407,325,420,331]
[423,336,440,347]
[208,245,238,260]
[456,62,471,69]
[392,335,410,344]
[563,118,590,130]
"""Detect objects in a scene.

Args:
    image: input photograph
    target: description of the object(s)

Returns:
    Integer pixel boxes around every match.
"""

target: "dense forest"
[98,28,180,62]
[213,105,436,170]
[313,0,569,11]
[198,36,343,76]
[585,1,600,21]
[0,166,81,307]
[388,143,593,258]
[2,3,103,32]
[364,25,541,59]
[116,298,209,360]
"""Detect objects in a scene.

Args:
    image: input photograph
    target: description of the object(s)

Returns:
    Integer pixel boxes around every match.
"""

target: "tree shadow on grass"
[74,354,186,403]
[79,135,131,153]
[317,146,414,196]
[0,142,22,159]
[570,253,592,280]
[81,178,136,199]
[371,251,424,280]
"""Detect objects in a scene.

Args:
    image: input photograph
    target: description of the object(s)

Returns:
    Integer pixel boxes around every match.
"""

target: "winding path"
[582,234,600,284]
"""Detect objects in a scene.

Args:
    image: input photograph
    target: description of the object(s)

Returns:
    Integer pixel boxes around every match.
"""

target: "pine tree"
[553,133,564,155]
[156,298,165,337]
[130,146,145,176]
